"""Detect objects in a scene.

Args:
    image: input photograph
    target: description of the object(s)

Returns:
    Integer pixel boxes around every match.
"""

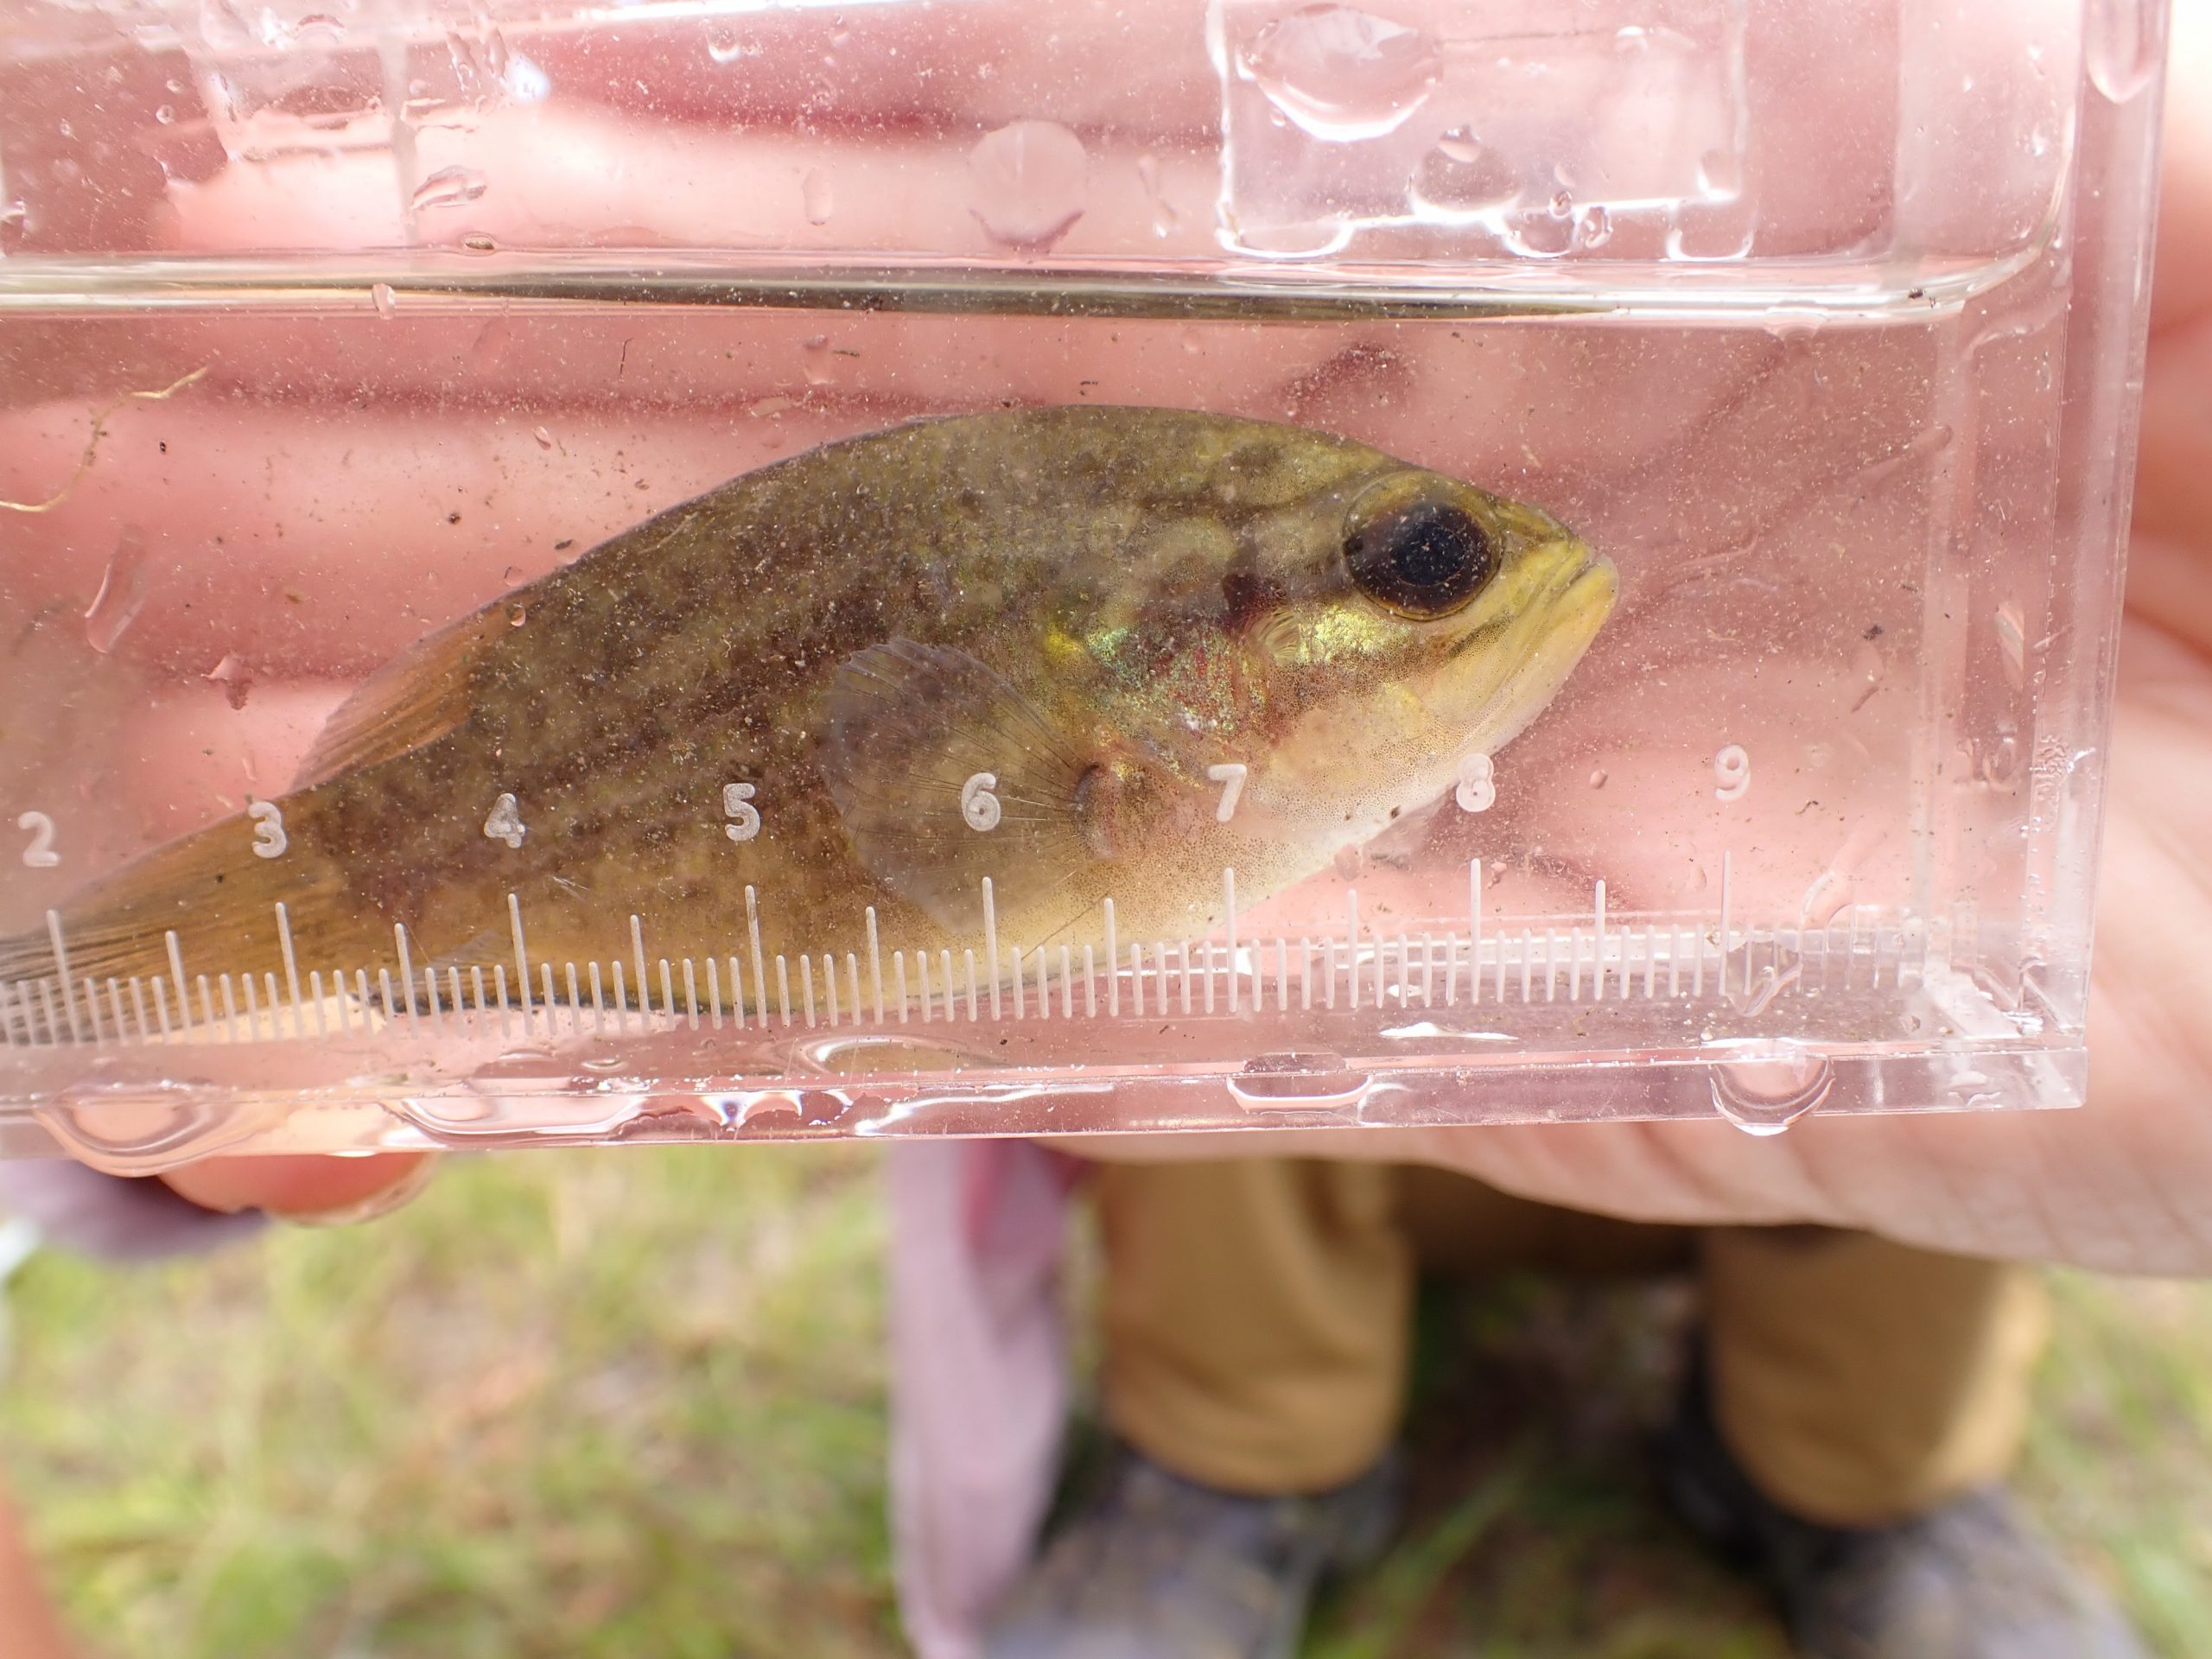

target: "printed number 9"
[961,772,1001,832]
[723,782,761,842]
[1455,753,1496,813]
[248,801,288,859]
[1713,744,1751,802]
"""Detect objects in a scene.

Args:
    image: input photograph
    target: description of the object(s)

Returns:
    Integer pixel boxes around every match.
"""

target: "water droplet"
[1575,204,1613,248]
[410,165,488,211]
[1587,767,1608,789]
[706,27,743,64]
[203,652,252,710]
[1503,207,1574,256]
[1433,124,1482,164]
[1409,137,1518,218]
[370,281,397,318]
[1797,869,1853,929]
[1237,4,1442,142]
[1135,152,1180,238]
[532,425,553,449]
[801,333,835,386]
[1707,1040,1833,1135]
[84,528,149,655]
[801,167,834,226]
[966,120,1088,251]
[154,104,177,124]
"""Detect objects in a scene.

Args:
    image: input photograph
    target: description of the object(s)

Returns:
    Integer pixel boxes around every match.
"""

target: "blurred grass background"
[0,1147,2204,1658]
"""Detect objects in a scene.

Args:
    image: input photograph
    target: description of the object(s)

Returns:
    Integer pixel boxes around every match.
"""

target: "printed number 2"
[16,811,57,868]
[723,782,761,842]
[248,801,288,859]
[1208,763,1248,823]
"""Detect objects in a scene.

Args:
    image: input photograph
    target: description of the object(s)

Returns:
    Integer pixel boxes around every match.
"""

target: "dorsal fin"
[293,604,507,790]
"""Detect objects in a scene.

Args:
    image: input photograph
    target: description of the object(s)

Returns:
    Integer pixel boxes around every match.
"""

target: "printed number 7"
[1208,763,1248,823]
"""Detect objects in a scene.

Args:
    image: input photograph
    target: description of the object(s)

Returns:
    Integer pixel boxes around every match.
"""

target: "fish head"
[1222,455,1617,846]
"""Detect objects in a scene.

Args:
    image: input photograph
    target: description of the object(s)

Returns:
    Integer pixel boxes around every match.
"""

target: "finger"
[159,1147,437,1223]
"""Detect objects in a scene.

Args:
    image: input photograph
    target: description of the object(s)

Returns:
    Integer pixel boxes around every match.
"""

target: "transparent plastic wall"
[0,0,2169,1166]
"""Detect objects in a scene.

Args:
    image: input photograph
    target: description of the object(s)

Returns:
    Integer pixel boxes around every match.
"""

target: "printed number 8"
[1455,753,1496,813]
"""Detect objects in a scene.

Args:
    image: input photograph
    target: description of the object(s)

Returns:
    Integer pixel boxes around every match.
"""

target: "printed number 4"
[484,792,526,849]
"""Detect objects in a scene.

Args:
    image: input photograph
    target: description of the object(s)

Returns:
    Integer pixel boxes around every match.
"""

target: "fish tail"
[0,815,347,1031]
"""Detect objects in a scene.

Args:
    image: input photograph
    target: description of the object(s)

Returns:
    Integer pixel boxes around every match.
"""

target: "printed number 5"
[724,782,761,842]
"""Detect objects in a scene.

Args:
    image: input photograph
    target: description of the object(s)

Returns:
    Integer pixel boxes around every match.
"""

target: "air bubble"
[706,27,743,63]
[370,281,397,318]
[533,425,553,449]
[801,167,834,226]
[84,529,149,655]
[204,652,252,710]
[1237,4,1442,142]
[1707,1039,1833,1135]
[1575,205,1613,248]
[1433,125,1482,164]
[410,165,489,211]
[154,104,177,124]
[1135,152,1180,238]
[967,120,1088,251]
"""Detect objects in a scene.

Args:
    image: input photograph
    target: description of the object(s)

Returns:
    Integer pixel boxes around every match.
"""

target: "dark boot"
[1665,1357,2146,1659]
[980,1442,1399,1659]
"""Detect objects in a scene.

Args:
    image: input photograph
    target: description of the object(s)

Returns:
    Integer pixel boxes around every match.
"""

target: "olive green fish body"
[5,408,1615,1018]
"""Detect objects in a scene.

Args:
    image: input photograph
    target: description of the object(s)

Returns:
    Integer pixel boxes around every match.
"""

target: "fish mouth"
[1426,540,1618,746]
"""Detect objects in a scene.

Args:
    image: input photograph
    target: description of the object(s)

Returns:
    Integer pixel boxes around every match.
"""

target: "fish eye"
[1344,493,1497,619]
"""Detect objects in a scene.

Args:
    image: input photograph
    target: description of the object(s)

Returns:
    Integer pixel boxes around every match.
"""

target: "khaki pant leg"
[1097,1158,1414,1495]
[1704,1227,2050,1528]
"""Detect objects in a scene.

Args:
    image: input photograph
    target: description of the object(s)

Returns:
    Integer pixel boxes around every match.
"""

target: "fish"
[0,405,1616,1025]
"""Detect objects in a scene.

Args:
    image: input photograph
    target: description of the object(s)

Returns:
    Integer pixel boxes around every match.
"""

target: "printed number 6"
[724,782,761,842]
[1455,753,1496,813]
[248,801,288,859]
[961,772,1001,832]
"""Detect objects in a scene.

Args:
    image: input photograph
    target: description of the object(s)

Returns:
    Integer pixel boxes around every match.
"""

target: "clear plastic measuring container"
[0,0,2170,1167]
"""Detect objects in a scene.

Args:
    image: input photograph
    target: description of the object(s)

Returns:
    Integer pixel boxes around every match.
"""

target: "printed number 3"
[248,800,288,859]
[724,782,761,842]
[16,811,57,868]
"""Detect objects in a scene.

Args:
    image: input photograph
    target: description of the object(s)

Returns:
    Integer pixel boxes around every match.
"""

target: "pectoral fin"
[818,640,1105,936]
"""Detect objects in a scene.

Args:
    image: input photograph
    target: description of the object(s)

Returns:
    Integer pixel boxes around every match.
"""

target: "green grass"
[0,1149,2205,1657]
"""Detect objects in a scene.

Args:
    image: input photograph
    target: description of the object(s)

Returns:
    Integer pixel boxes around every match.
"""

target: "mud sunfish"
[2,405,1616,1022]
